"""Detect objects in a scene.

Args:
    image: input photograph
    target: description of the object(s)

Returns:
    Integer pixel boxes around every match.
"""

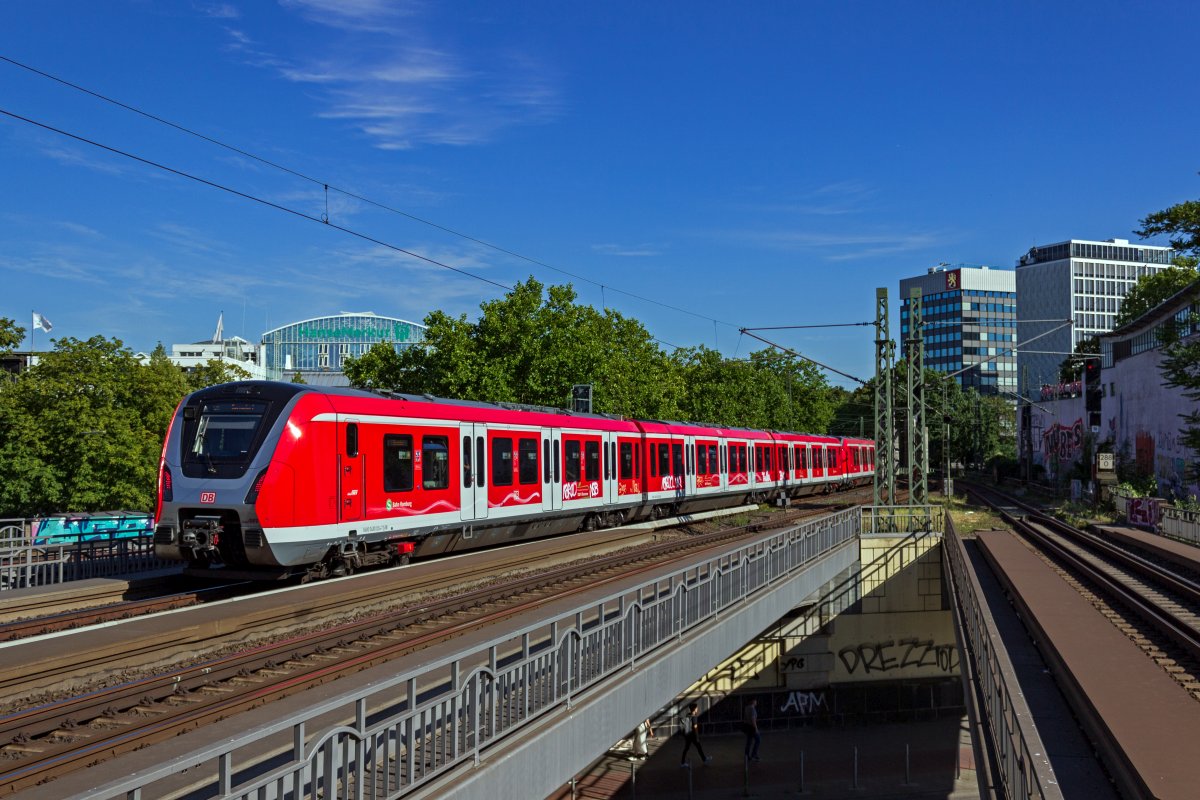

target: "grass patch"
[938,492,1007,535]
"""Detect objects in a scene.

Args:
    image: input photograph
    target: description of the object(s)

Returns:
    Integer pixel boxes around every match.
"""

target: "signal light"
[161,465,173,502]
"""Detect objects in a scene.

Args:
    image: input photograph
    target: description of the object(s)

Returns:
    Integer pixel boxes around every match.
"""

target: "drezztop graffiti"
[1042,418,1084,461]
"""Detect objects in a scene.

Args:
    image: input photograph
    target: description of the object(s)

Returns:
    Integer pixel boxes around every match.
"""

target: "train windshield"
[184,400,270,474]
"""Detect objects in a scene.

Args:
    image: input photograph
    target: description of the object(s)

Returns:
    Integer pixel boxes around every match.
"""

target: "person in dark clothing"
[679,702,711,766]
[742,698,761,761]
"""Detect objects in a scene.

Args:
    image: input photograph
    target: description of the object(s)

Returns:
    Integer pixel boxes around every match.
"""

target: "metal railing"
[1160,505,1200,544]
[0,517,170,590]
[943,514,1061,800]
[861,504,944,535]
[79,508,861,800]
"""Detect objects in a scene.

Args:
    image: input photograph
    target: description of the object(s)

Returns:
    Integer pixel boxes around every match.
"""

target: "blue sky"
[3,1,1197,388]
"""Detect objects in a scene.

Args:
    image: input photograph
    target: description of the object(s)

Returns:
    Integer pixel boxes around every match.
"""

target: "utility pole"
[905,288,928,505]
[874,288,895,507]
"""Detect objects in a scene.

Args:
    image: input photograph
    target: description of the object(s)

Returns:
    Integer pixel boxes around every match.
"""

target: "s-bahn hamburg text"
[153,382,875,581]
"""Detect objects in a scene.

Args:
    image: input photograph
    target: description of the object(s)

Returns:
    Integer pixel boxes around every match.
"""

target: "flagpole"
[30,310,34,354]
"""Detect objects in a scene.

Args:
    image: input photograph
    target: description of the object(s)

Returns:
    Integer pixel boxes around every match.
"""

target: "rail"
[943,512,1061,800]
[76,507,861,800]
[0,516,170,591]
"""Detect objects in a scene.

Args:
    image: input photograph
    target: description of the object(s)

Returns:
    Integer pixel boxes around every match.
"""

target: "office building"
[1015,238,1174,399]
[899,264,1017,396]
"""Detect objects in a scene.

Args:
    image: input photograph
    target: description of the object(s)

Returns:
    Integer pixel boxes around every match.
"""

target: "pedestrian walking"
[742,698,761,761]
[632,718,654,759]
[679,702,711,766]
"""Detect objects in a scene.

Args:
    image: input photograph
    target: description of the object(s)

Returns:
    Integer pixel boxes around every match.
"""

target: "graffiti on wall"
[837,638,959,676]
[780,690,827,715]
[1042,418,1084,462]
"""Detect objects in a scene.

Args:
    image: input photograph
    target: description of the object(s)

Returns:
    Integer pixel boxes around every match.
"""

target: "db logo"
[200,492,217,504]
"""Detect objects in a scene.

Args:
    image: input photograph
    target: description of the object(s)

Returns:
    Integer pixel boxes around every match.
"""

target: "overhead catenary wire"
[0,105,693,354]
[0,53,741,331]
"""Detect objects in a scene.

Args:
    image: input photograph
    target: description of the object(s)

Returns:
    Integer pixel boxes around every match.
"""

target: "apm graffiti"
[837,638,959,675]
[780,691,827,715]
[1042,418,1084,461]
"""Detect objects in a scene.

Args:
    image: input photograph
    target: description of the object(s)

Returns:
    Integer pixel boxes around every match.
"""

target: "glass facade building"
[899,265,1017,396]
[262,313,426,384]
[1015,238,1173,399]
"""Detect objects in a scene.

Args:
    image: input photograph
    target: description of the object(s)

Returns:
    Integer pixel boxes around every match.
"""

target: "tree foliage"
[1113,266,1200,329]
[0,337,246,516]
[343,277,839,430]
[0,318,24,353]
[1136,195,1200,260]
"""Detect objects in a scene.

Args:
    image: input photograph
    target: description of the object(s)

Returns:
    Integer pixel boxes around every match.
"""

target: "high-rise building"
[1015,238,1173,399]
[899,264,1017,396]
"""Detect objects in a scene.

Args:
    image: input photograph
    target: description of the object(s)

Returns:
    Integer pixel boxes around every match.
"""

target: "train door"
[459,423,488,521]
[338,418,364,523]
[544,427,563,512]
[685,436,697,495]
[604,432,619,503]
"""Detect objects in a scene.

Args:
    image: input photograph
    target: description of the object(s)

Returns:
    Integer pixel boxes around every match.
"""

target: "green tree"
[0,336,180,515]
[344,277,685,419]
[1113,266,1200,329]
[185,358,253,392]
[1136,194,1200,261]
[0,318,24,353]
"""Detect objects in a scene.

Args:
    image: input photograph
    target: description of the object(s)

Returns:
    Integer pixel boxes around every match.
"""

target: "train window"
[658,443,671,477]
[422,437,450,490]
[383,434,414,492]
[585,440,600,482]
[634,443,641,478]
[475,437,485,487]
[553,440,560,483]
[620,442,633,479]
[763,447,773,473]
[604,442,611,480]
[345,423,359,458]
[543,439,551,483]
[463,435,472,487]
[799,447,808,471]
[709,445,718,474]
[672,444,684,477]
[697,444,708,475]
[565,440,581,483]
[492,437,513,486]
[519,438,539,485]
[720,445,726,473]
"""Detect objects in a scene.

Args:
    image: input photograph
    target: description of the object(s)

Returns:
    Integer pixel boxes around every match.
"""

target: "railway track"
[0,580,251,642]
[0,497,860,795]
[962,480,1200,697]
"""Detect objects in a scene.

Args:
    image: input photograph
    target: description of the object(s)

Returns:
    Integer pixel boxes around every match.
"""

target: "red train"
[153,382,874,580]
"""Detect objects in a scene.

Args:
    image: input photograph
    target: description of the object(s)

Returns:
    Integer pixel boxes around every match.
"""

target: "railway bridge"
[26,496,1200,799]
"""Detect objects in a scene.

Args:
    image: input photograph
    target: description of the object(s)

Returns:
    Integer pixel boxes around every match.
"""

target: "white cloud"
[221,4,560,150]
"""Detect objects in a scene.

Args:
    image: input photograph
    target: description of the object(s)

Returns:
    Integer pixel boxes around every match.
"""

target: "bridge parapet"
[68,508,862,800]
[944,513,1062,800]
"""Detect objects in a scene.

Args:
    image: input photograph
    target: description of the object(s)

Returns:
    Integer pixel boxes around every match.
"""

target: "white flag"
[32,312,53,333]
